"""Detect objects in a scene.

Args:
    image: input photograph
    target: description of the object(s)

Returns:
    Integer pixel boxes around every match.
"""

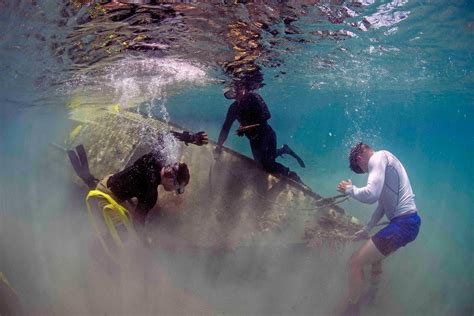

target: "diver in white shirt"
[337,143,421,315]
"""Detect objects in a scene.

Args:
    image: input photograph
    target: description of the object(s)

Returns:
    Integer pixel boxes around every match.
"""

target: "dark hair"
[164,162,190,184]
[176,162,190,186]
[349,142,371,174]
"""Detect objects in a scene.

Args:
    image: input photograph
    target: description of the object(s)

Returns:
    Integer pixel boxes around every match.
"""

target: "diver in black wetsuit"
[67,130,208,226]
[214,85,305,182]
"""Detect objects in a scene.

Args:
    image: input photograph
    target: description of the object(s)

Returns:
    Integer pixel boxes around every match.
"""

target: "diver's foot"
[280,144,306,168]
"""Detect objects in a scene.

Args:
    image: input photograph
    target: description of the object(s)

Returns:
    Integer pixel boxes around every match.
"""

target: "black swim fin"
[277,144,305,168]
[75,145,90,174]
[67,149,86,179]
[67,145,98,189]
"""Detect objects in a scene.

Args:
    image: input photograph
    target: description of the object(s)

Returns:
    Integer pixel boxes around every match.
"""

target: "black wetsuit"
[217,92,290,176]
[107,151,164,213]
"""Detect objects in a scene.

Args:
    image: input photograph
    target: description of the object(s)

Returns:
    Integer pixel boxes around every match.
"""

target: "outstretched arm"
[353,203,385,240]
[216,102,238,148]
[365,203,384,233]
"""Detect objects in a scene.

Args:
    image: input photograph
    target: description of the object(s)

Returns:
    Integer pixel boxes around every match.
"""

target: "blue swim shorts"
[372,212,421,256]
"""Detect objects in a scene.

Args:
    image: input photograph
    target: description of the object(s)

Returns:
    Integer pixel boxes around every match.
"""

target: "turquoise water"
[1,1,473,314]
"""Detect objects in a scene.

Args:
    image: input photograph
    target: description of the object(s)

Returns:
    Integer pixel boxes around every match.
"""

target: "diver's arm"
[133,203,154,226]
[216,102,238,148]
[254,93,271,121]
[136,195,155,214]
[364,203,384,233]
[345,152,387,204]
[133,185,158,225]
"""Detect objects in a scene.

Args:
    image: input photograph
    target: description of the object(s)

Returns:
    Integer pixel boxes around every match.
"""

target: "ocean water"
[0,1,473,314]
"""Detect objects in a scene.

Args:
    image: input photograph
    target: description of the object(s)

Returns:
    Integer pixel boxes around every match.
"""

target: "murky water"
[1,1,473,314]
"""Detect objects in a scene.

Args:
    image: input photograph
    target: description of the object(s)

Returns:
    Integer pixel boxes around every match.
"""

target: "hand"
[191,131,208,146]
[170,131,190,145]
[337,179,352,193]
[213,146,222,160]
[353,228,369,241]
[236,129,244,137]
[171,131,209,146]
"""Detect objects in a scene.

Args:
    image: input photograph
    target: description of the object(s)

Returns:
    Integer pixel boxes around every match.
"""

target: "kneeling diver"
[67,130,208,228]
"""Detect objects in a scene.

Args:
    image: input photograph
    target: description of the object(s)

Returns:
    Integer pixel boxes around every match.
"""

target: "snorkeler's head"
[162,162,190,194]
[349,142,372,174]
[223,81,252,100]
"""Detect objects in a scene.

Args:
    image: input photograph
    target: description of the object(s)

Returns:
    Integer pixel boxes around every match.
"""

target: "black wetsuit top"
[217,92,271,145]
[107,151,164,212]
[217,92,293,177]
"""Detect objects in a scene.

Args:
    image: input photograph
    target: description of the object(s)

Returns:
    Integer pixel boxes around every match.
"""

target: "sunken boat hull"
[65,109,362,251]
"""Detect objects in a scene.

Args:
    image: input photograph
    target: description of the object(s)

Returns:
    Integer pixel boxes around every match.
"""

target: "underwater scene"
[0,1,473,315]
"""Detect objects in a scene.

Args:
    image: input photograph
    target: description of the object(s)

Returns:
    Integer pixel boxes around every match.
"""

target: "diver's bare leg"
[339,239,385,314]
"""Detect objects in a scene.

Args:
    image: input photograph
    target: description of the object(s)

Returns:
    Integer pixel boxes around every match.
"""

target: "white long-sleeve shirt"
[345,150,417,232]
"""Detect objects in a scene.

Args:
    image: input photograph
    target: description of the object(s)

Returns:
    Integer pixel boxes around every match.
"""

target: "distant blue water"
[164,85,474,314]
[1,0,473,314]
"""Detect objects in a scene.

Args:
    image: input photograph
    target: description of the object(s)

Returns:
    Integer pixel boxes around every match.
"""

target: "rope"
[298,194,350,211]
